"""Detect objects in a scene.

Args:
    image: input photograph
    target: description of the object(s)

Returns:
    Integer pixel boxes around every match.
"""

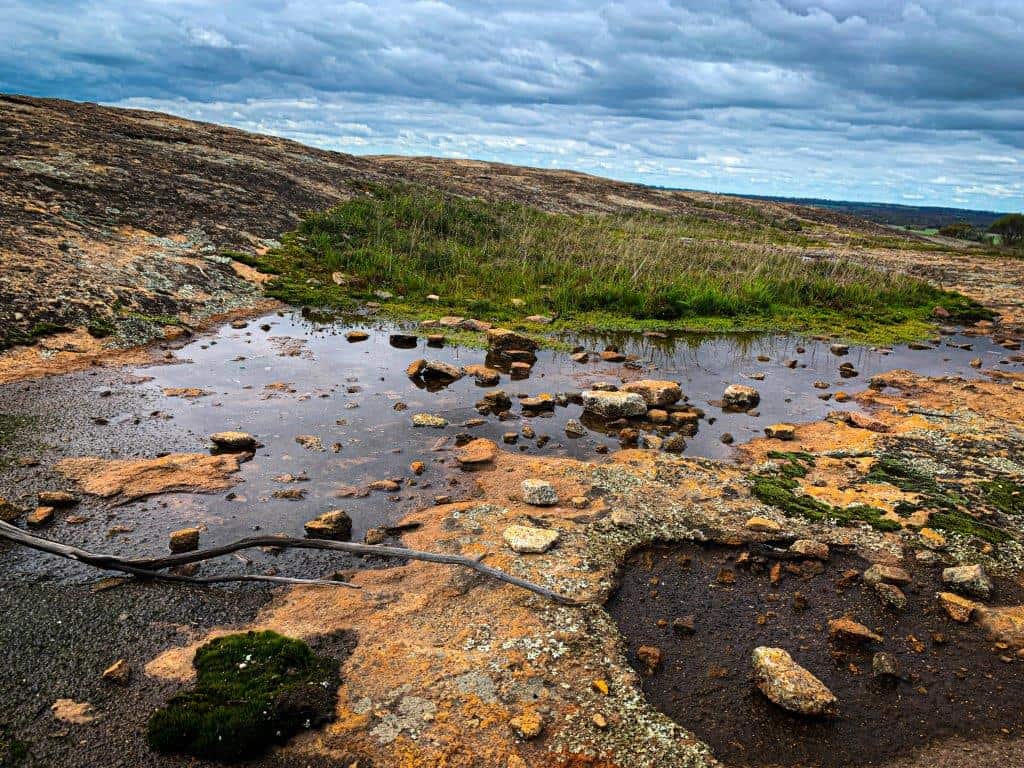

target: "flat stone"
[830,343,849,355]
[169,527,200,553]
[437,316,466,327]
[752,646,837,716]
[746,516,782,532]
[790,539,829,560]
[828,617,883,644]
[456,438,498,466]
[503,524,559,554]
[580,390,647,419]
[723,383,760,411]
[847,412,889,432]
[209,431,257,451]
[26,506,55,527]
[937,591,978,623]
[412,413,448,428]
[621,379,682,407]
[521,393,555,412]
[345,330,369,342]
[611,509,637,527]
[942,564,992,600]
[863,563,912,587]
[522,479,558,506]
[37,490,79,507]
[304,510,353,541]
[764,423,796,440]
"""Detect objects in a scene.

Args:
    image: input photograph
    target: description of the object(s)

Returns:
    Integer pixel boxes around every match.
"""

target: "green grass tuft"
[228,183,988,342]
[147,631,338,761]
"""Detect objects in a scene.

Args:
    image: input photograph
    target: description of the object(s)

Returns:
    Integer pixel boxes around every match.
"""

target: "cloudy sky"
[2,1,1022,211]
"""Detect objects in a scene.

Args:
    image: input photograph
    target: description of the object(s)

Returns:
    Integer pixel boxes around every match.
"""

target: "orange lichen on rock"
[56,452,242,505]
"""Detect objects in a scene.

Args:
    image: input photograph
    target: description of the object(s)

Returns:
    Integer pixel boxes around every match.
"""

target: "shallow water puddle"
[606,543,1024,768]
[137,312,1017,542]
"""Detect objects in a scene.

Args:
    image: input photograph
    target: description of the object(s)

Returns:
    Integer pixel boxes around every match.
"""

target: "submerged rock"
[487,328,538,353]
[752,646,837,716]
[412,413,448,428]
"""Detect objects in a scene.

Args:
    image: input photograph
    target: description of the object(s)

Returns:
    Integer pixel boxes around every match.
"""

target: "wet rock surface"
[2,311,1024,767]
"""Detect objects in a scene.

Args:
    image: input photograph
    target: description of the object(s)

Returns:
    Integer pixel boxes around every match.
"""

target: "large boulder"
[580,390,647,420]
[752,646,837,716]
[621,380,682,407]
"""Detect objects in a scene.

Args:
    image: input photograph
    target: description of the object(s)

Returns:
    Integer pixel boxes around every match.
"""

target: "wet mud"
[607,543,1024,768]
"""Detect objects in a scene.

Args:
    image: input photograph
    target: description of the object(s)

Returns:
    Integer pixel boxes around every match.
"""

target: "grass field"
[232,184,990,343]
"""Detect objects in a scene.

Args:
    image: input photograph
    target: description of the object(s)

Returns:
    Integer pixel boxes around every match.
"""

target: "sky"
[2,1,1022,211]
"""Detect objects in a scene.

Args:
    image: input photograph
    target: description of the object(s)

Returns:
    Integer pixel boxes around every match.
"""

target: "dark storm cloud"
[1,0,1021,208]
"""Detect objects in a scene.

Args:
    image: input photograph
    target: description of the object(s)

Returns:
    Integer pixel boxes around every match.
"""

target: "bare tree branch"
[0,520,582,605]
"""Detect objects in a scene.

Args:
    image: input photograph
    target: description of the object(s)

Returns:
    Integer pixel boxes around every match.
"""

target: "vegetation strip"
[229,183,990,344]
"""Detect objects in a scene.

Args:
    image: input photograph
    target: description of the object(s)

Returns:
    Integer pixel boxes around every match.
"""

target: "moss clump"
[147,631,338,761]
[928,511,1010,544]
[750,469,899,532]
[980,478,1024,515]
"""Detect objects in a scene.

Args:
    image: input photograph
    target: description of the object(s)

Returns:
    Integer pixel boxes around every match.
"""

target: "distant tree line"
[938,213,1023,247]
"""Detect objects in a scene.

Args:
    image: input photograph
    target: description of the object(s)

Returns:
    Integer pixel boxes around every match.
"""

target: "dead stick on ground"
[0,521,582,605]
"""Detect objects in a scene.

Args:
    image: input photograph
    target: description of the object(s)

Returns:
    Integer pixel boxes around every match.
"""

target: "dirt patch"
[606,542,1024,768]
[56,452,242,505]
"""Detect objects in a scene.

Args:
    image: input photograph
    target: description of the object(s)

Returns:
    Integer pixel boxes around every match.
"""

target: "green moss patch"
[981,478,1024,515]
[147,630,339,761]
[750,457,899,532]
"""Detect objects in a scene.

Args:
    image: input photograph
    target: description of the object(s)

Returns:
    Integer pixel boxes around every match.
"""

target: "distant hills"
[727,194,1007,230]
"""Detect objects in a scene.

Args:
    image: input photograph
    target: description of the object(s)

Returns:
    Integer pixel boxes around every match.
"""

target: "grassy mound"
[147,631,338,761]
[232,183,989,342]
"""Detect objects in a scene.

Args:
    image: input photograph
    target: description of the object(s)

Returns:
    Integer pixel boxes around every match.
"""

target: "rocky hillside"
[1,93,1018,352]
